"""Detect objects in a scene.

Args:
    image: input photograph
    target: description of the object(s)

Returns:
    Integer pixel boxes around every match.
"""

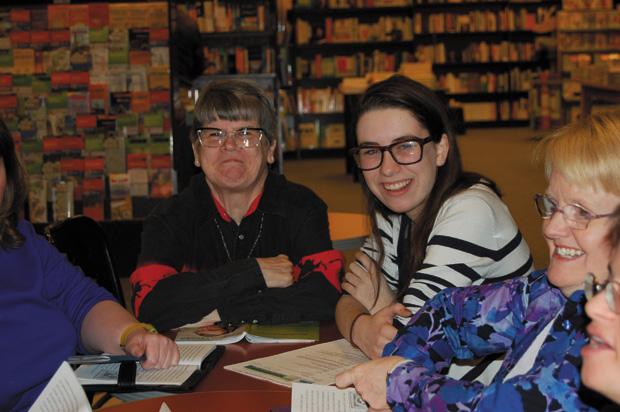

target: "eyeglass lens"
[534,194,592,230]
[354,139,426,171]
[198,128,262,148]
[585,272,620,313]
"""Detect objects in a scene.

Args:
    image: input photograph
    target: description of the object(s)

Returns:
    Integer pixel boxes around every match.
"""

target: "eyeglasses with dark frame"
[584,269,620,314]
[349,136,434,171]
[534,193,614,230]
[195,127,265,149]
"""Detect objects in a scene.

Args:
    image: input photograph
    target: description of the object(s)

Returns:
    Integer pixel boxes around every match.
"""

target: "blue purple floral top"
[383,271,598,412]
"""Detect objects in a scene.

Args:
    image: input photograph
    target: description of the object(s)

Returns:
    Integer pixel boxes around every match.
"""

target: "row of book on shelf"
[421,8,554,33]
[558,10,620,30]
[179,1,268,33]
[296,0,609,6]
[451,98,530,122]
[295,50,415,79]
[438,67,535,93]
[295,120,345,150]
[203,46,275,75]
[558,32,620,51]
[295,0,411,7]
[562,0,614,9]
[295,41,535,80]
[294,5,553,44]
[295,16,414,45]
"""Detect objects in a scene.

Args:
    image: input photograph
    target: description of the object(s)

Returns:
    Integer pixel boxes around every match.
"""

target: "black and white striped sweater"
[362,184,534,321]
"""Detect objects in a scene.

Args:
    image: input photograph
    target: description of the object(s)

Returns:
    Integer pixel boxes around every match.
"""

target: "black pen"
[67,354,146,365]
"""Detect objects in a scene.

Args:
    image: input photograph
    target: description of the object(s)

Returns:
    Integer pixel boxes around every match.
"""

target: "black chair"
[45,215,126,308]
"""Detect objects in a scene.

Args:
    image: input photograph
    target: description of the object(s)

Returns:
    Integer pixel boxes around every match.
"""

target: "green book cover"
[247,321,319,341]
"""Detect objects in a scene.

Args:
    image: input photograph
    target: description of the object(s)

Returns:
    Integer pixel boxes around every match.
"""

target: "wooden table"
[328,212,370,251]
[579,81,620,116]
[105,324,343,411]
[101,390,291,412]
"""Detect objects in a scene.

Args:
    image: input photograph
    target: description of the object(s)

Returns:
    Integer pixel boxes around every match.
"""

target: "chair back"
[45,215,126,307]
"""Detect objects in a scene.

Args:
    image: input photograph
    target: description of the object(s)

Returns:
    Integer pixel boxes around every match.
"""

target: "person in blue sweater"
[0,120,180,412]
[336,111,620,411]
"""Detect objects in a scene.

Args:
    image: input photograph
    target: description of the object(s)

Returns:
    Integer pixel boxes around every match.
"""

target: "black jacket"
[131,172,342,331]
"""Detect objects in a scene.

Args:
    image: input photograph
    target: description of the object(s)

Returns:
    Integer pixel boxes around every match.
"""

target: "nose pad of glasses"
[381,149,403,170]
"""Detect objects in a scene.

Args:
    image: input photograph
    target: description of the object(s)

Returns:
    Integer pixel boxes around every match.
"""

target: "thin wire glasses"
[534,194,614,230]
[349,136,433,171]
[195,127,265,149]
[584,270,620,314]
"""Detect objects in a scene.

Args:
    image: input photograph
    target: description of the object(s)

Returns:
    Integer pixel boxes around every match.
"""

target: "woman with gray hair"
[131,79,343,331]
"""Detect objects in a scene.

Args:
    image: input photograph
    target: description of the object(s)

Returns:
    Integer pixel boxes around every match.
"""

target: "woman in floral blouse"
[336,112,620,411]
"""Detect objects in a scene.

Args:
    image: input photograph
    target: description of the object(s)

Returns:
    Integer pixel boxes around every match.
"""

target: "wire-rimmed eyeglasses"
[585,271,620,314]
[349,136,434,171]
[195,127,265,149]
[534,194,614,230]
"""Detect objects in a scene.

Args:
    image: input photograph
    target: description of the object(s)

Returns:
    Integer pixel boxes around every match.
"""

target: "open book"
[225,339,369,387]
[175,321,319,345]
[29,361,173,412]
[292,383,367,412]
[74,344,222,391]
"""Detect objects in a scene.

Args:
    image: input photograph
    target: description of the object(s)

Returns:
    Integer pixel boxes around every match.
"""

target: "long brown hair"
[355,75,499,296]
[0,119,26,249]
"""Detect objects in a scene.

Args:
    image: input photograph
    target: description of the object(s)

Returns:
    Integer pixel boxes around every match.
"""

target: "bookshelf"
[556,0,620,122]
[173,1,284,172]
[287,4,414,155]
[405,0,556,126]
[286,0,558,152]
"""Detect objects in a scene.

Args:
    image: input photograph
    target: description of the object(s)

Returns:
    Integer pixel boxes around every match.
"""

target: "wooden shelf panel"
[289,7,411,18]
[447,91,529,101]
[433,61,539,71]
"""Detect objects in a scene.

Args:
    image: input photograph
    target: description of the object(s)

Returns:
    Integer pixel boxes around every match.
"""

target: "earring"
[194,160,200,167]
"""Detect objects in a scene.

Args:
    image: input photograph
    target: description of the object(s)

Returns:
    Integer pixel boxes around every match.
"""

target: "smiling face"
[543,171,620,296]
[582,246,620,403]
[356,108,449,221]
[192,118,275,197]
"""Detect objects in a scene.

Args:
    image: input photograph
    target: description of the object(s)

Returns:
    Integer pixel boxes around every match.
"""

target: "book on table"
[175,321,320,345]
[73,343,223,392]
[225,339,370,388]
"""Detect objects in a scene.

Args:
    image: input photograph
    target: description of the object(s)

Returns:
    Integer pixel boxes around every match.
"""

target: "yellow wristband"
[120,323,157,347]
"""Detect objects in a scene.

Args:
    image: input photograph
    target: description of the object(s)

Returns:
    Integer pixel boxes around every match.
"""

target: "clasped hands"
[257,254,295,288]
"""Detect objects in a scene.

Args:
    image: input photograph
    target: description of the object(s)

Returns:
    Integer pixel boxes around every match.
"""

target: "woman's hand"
[124,330,180,370]
[257,254,294,288]
[342,252,395,314]
[335,356,406,411]
[351,303,411,359]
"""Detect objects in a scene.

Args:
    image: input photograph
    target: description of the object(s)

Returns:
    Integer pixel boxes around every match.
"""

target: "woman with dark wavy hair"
[0,120,179,412]
[335,76,532,375]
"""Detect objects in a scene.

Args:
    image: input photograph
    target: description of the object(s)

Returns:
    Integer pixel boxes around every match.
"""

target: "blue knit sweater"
[1,220,113,412]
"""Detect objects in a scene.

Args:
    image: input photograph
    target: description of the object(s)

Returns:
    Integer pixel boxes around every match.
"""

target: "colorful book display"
[0,2,173,222]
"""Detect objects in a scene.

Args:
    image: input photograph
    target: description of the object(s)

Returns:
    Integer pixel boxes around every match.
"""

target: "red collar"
[211,192,263,223]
